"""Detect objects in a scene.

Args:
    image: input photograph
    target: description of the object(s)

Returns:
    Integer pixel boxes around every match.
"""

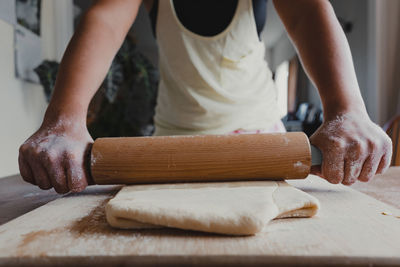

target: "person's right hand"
[18,119,93,194]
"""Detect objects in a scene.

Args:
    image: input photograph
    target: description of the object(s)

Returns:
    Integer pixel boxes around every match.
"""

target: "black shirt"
[149,0,267,38]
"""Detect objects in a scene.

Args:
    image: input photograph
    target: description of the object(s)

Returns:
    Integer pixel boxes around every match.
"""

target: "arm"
[273,0,392,184]
[47,0,141,123]
[18,0,142,193]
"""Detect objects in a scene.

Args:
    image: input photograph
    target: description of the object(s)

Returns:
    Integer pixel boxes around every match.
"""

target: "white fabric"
[106,181,320,235]
[153,0,281,136]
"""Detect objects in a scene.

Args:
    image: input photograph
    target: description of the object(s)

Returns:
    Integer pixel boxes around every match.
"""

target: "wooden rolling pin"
[90,132,322,184]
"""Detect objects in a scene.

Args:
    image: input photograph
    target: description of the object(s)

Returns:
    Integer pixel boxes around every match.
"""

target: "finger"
[342,140,368,185]
[29,160,52,190]
[310,165,322,177]
[376,145,393,174]
[18,153,36,185]
[65,159,88,193]
[343,158,363,185]
[376,153,391,175]
[321,150,345,184]
[44,160,69,194]
[358,154,381,182]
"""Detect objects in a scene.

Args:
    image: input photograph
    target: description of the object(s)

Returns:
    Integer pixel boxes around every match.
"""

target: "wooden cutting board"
[0,175,400,266]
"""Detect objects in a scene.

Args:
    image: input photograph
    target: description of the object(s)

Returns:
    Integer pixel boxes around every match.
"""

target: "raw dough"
[106,181,320,235]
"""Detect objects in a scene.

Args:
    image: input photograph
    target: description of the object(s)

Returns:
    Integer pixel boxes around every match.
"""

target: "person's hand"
[18,118,93,194]
[310,112,392,185]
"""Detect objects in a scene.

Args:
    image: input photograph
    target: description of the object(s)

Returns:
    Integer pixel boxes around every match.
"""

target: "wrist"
[321,91,368,121]
[323,104,369,122]
[42,103,88,131]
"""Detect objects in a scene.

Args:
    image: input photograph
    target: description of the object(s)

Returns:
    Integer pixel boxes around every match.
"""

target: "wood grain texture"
[0,175,400,266]
[0,175,60,225]
[351,166,400,209]
[91,133,311,184]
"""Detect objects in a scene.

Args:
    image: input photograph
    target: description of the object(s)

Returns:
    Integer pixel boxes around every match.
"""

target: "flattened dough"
[106,181,320,235]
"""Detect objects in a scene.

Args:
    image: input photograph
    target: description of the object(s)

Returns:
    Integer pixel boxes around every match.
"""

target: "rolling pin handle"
[311,145,323,166]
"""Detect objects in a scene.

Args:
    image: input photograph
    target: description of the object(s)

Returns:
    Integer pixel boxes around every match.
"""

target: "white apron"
[153,0,281,136]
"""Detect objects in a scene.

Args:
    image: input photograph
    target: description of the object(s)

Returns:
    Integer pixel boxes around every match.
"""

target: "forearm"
[45,0,141,125]
[273,0,367,119]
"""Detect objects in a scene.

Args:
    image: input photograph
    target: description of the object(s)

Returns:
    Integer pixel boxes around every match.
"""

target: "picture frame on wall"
[14,0,42,83]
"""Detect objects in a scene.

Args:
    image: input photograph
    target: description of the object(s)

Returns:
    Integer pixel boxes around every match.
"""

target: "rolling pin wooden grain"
[90,132,322,184]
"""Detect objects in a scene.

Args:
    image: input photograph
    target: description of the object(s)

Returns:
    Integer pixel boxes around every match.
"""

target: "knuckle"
[46,149,59,162]
[72,148,84,159]
[367,139,378,151]
[37,149,48,159]
[334,139,347,150]
[37,148,62,164]
[326,136,338,145]
[358,141,368,154]
[346,141,366,159]
[19,144,29,154]
[32,147,43,156]
[65,151,77,161]
[349,163,361,176]
[46,153,57,162]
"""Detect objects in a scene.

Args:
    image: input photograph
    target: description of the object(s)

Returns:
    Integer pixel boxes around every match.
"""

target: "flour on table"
[105,181,320,235]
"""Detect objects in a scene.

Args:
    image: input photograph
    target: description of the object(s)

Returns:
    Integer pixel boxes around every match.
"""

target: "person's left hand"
[310,111,392,185]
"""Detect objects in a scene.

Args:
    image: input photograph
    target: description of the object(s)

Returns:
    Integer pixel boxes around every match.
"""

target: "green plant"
[34,37,159,138]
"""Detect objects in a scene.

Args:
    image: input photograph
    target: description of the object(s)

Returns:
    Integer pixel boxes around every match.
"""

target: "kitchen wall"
[374,0,400,125]
[265,0,373,119]
[0,0,73,178]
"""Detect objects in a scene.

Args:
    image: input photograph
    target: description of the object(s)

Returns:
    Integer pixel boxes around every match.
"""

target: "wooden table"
[351,166,400,209]
[0,168,400,266]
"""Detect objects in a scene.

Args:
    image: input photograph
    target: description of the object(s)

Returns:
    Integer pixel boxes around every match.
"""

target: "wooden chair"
[384,115,400,166]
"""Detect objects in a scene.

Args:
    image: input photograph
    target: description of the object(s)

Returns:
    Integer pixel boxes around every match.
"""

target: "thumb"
[310,165,323,177]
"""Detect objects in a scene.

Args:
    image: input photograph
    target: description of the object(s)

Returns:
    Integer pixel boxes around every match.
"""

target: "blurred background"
[0,0,399,178]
